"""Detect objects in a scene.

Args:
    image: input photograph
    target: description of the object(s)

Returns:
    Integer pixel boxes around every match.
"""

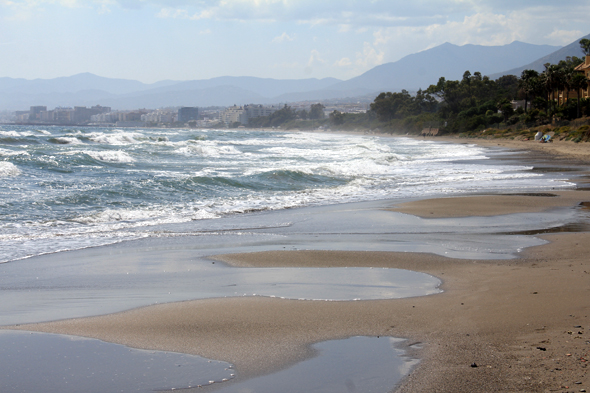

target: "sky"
[0,0,589,84]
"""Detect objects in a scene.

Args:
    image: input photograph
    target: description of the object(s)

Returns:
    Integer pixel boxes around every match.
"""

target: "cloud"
[1,0,118,19]
[119,1,484,25]
[334,57,352,67]
[368,4,590,67]
[307,49,326,67]
[355,42,383,67]
[272,32,294,43]
[7,1,590,33]
[304,49,326,75]
[156,7,189,18]
[547,29,584,45]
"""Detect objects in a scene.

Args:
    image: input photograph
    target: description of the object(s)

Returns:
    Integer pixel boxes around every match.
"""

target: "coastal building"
[15,111,29,122]
[29,106,47,121]
[220,105,248,125]
[116,110,147,127]
[72,106,111,124]
[556,55,590,105]
[244,104,278,119]
[220,104,279,125]
[19,105,110,125]
[142,110,176,124]
[90,112,119,124]
[178,107,199,123]
[573,55,590,99]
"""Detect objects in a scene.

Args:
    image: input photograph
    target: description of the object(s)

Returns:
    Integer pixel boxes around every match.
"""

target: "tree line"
[242,39,590,135]
[369,38,590,134]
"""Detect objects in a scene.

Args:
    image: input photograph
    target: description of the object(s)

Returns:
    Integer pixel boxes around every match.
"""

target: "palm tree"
[519,69,539,112]
[543,64,566,114]
[569,73,589,118]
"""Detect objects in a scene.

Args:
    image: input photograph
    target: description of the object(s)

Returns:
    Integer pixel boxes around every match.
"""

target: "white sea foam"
[52,137,83,145]
[0,126,575,264]
[0,130,21,137]
[0,161,20,177]
[0,148,29,157]
[178,141,242,157]
[88,131,145,145]
[85,150,135,163]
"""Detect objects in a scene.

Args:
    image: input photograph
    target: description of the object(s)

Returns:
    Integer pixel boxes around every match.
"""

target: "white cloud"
[157,7,188,19]
[334,57,352,67]
[367,6,590,66]
[272,32,294,43]
[2,0,590,82]
[547,29,584,45]
[303,49,326,75]
[355,42,383,67]
[307,49,326,67]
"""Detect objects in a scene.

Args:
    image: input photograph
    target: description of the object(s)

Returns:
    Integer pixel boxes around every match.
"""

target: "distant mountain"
[139,76,342,98]
[4,36,590,111]
[0,74,343,110]
[324,41,561,95]
[488,33,590,79]
[105,85,268,109]
[0,73,177,96]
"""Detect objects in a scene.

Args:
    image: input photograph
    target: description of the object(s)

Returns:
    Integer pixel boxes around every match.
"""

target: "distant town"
[0,101,371,128]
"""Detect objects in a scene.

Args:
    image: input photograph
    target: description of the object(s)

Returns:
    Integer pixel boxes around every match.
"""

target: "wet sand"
[389,191,590,218]
[7,187,590,392]
[436,135,590,163]
[5,135,590,392]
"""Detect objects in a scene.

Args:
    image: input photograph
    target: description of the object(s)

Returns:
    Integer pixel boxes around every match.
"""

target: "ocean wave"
[0,131,21,137]
[85,150,135,163]
[0,130,40,144]
[0,126,575,265]
[70,206,218,227]
[178,142,242,157]
[0,161,21,177]
[49,137,83,145]
[0,148,29,157]
[88,131,145,145]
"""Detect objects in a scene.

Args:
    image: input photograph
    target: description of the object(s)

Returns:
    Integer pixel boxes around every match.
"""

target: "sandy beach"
[5,137,590,392]
[437,134,590,164]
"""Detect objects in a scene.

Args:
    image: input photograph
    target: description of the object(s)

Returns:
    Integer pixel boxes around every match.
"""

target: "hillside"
[489,33,590,79]
[3,36,588,110]
[322,41,560,94]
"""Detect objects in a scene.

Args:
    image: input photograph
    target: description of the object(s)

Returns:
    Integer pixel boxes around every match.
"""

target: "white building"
[90,112,119,123]
[141,110,176,124]
[220,105,248,125]
[244,104,278,119]
[220,104,279,125]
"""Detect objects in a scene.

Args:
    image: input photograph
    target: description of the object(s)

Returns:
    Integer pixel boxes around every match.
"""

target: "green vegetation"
[242,39,590,141]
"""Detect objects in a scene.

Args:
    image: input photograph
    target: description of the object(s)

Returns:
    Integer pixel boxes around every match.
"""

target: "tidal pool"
[0,252,441,326]
[0,330,234,393]
[0,331,415,393]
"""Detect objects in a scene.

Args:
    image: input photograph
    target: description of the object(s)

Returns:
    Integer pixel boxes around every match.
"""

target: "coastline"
[430,134,590,164]
[3,136,590,392]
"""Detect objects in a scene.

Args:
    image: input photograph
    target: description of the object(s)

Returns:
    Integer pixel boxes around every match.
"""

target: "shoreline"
[426,134,590,164]
[3,135,590,392]
[6,189,590,392]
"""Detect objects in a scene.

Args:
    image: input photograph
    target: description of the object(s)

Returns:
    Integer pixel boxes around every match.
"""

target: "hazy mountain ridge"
[488,33,590,79]
[1,35,588,111]
[326,41,562,94]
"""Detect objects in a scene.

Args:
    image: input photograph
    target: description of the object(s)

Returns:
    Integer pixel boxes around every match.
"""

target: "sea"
[0,124,582,392]
[0,125,573,264]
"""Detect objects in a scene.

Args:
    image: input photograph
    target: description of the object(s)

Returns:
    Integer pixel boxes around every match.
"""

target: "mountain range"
[1,33,588,111]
